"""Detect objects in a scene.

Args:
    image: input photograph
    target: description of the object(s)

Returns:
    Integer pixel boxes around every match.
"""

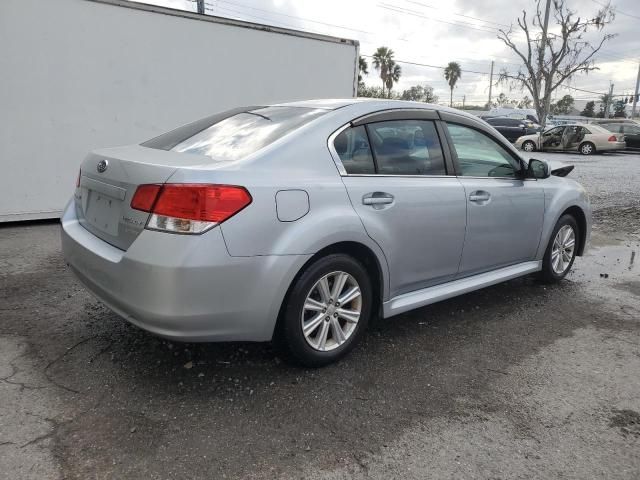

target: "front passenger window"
[446,123,520,178]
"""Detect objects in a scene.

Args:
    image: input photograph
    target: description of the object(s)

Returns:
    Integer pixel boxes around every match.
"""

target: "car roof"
[272,98,482,121]
[273,99,362,110]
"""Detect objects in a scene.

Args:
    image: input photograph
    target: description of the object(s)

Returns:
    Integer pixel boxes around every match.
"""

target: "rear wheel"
[579,142,595,155]
[522,140,536,152]
[276,254,372,367]
[539,215,579,283]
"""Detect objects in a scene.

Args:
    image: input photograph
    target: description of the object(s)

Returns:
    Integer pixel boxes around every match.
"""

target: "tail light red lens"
[153,184,252,223]
[130,184,252,234]
[608,135,617,142]
[76,169,81,188]
[130,184,162,212]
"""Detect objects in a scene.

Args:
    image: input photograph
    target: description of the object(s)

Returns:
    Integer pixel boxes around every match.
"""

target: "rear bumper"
[61,200,310,342]
[598,142,626,151]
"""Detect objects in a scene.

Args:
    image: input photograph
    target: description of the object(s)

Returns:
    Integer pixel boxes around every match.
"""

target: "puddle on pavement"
[569,235,640,308]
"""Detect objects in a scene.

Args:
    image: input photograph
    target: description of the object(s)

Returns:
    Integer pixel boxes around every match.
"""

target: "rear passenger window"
[367,120,446,175]
[333,126,376,174]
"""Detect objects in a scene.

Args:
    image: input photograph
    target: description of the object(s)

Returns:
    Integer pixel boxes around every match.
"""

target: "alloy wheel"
[523,141,535,152]
[581,143,593,155]
[551,225,576,275]
[301,271,362,352]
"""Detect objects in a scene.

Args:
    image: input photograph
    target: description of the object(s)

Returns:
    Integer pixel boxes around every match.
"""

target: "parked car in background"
[515,123,626,155]
[484,117,539,142]
[487,107,539,125]
[61,99,591,367]
[600,123,640,150]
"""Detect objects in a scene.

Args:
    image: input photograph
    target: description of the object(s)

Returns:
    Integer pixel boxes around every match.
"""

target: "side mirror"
[527,158,550,179]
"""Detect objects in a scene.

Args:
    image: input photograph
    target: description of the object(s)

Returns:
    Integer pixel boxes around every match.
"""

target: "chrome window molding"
[327,124,351,176]
[328,124,532,181]
[336,174,453,179]
[351,108,439,126]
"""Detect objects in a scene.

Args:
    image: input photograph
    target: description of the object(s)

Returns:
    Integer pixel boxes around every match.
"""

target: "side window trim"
[363,124,381,174]
[441,121,525,179]
[434,120,456,174]
[327,123,351,176]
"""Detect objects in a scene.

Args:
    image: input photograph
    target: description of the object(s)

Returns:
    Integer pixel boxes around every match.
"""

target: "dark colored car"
[485,117,538,143]
[601,123,640,150]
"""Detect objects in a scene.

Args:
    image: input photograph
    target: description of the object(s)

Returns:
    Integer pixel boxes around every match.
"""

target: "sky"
[133,0,639,107]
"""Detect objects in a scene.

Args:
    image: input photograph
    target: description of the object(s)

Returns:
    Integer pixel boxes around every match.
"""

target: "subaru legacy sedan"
[61,99,591,367]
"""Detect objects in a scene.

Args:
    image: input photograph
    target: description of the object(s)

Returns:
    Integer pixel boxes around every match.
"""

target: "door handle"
[362,192,394,206]
[469,191,491,203]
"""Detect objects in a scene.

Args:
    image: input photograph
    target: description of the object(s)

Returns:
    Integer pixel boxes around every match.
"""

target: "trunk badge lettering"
[97,160,108,173]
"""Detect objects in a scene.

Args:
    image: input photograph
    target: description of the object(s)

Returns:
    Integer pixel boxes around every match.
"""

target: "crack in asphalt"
[42,335,99,395]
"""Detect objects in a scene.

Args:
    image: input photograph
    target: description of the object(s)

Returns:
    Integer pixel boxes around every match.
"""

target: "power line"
[361,54,496,76]
[213,0,372,35]
[182,1,635,103]
[377,3,499,35]
[403,0,511,28]
[590,0,640,20]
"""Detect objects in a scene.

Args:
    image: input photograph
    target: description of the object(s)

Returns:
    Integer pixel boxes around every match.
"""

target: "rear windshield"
[142,106,327,162]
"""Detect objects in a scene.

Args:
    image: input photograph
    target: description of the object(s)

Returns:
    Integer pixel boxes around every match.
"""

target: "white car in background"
[515,123,626,155]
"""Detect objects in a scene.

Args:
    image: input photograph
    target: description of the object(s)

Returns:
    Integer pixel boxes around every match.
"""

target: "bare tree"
[497,0,615,125]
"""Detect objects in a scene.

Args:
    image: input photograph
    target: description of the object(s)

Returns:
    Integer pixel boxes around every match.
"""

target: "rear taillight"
[130,184,162,212]
[76,169,81,188]
[131,184,252,234]
[608,135,617,142]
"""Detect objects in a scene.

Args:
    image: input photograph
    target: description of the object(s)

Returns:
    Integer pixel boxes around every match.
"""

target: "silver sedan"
[61,99,591,366]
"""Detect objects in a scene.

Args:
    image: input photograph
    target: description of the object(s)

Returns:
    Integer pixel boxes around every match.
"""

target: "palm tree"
[384,62,401,98]
[444,62,462,107]
[358,56,369,84]
[372,47,395,97]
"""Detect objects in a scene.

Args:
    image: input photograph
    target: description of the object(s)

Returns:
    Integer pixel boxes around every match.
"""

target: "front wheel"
[539,215,579,283]
[276,254,372,367]
[522,140,536,153]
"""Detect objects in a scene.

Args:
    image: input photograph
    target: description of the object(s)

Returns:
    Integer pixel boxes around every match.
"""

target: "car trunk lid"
[75,145,212,250]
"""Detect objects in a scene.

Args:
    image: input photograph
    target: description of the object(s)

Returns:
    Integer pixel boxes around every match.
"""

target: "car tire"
[276,254,373,367]
[579,142,595,155]
[539,214,579,283]
[522,140,536,152]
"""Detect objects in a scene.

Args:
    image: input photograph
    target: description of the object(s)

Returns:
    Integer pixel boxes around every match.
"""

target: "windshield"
[142,106,327,162]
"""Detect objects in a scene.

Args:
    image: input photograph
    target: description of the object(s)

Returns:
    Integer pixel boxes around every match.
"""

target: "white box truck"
[0,0,359,221]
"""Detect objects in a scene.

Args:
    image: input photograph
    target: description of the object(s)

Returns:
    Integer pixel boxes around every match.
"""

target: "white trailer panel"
[0,0,358,221]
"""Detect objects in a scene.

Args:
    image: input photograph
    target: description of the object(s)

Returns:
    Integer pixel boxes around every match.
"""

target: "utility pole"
[632,62,640,118]
[463,95,466,109]
[197,0,204,14]
[487,60,494,109]
[605,82,614,118]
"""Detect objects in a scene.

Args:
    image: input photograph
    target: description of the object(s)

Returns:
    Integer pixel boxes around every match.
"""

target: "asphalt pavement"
[1,151,639,479]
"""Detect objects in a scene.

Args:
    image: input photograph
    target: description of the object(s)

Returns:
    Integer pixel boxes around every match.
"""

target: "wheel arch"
[560,205,588,256]
[272,241,387,341]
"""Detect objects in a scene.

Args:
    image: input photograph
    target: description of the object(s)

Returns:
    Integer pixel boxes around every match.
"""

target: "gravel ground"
[1,151,639,479]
